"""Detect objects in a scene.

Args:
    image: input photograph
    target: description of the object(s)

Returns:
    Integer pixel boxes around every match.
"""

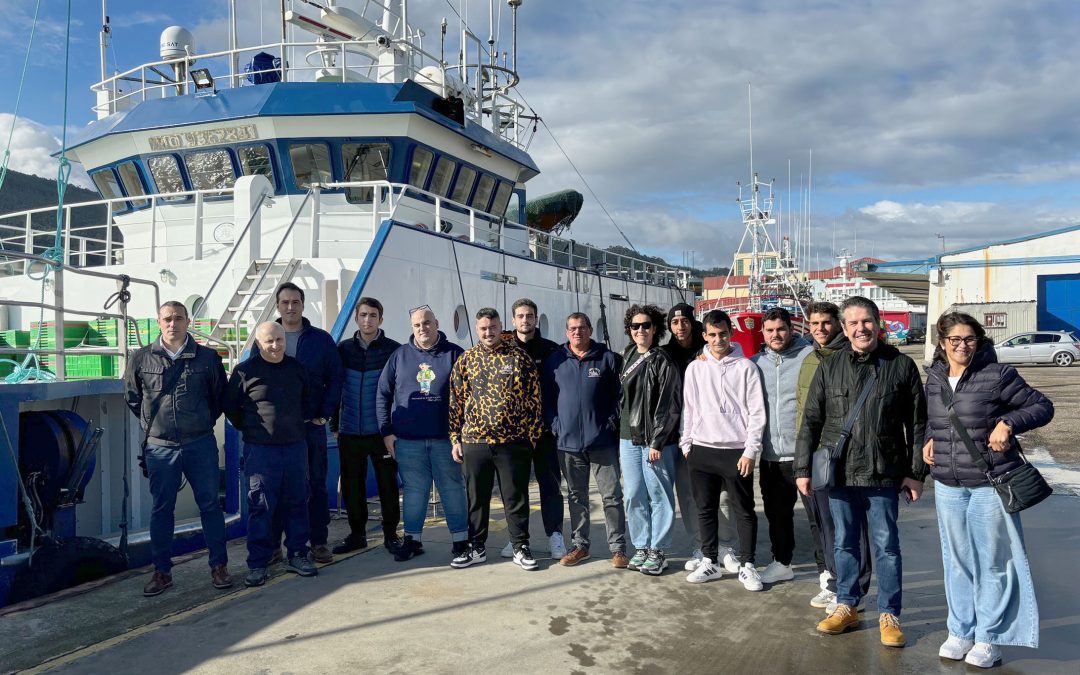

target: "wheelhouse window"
[238,145,276,186]
[116,161,149,209]
[450,166,477,205]
[341,142,391,203]
[408,147,434,190]
[470,174,496,212]
[289,143,332,189]
[429,156,455,197]
[491,181,514,219]
[184,149,237,193]
[148,155,187,201]
[91,170,123,203]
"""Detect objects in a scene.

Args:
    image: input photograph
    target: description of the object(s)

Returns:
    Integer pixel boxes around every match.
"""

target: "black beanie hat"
[667,303,695,325]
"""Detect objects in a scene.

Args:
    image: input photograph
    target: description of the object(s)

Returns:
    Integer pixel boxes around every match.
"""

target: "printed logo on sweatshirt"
[498,364,514,375]
[587,367,601,378]
[416,362,436,394]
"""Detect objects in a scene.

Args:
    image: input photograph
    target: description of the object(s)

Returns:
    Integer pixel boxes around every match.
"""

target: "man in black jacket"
[542,312,627,569]
[795,296,927,648]
[226,322,317,587]
[124,300,230,597]
[502,298,566,560]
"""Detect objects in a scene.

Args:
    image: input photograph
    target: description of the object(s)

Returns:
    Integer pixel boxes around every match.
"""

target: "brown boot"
[879,613,906,647]
[211,564,233,589]
[310,544,334,564]
[559,545,590,567]
[143,571,173,597]
[817,604,859,635]
[611,551,630,569]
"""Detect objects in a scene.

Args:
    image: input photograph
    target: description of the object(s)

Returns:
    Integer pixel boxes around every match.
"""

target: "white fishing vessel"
[0,0,693,605]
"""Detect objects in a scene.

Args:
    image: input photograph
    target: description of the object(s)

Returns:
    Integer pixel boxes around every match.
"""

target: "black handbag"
[811,358,882,491]
[938,386,1052,513]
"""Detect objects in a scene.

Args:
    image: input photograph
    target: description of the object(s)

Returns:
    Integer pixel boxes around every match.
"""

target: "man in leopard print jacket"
[448,307,543,571]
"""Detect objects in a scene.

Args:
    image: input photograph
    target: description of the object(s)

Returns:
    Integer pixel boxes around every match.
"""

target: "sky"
[1,0,1079,271]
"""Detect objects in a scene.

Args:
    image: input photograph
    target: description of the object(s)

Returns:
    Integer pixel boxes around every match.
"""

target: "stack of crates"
[126,318,161,348]
[0,330,30,378]
[63,354,119,380]
[87,318,120,347]
[30,321,89,349]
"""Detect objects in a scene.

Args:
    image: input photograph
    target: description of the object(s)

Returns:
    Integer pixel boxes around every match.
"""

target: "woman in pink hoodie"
[680,310,767,590]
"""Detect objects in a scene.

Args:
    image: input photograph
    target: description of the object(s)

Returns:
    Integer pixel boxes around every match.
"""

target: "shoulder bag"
[811,357,881,491]
[938,385,1052,513]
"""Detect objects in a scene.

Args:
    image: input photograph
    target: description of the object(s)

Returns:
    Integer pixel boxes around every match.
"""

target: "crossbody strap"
[937,383,994,478]
[621,349,654,382]
[831,356,882,459]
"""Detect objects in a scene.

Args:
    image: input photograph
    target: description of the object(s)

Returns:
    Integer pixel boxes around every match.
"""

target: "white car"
[994,331,1080,367]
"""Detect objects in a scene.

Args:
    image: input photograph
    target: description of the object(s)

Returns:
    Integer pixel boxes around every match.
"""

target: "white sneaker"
[810,589,836,609]
[720,548,740,573]
[500,541,514,558]
[686,557,722,583]
[826,598,861,614]
[548,532,567,559]
[512,544,539,571]
[964,642,1001,668]
[738,562,763,591]
[684,549,704,572]
[819,570,833,591]
[759,560,795,584]
[938,635,975,660]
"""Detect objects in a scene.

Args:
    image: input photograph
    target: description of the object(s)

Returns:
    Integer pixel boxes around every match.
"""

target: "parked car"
[905,327,926,344]
[994,331,1080,367]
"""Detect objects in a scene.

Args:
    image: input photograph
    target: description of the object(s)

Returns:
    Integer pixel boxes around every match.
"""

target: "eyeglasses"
[944,336,978,347]
[630,321,653,331]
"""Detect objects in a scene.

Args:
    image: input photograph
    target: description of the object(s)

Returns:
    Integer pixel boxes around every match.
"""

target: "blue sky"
[2,0,1079,269]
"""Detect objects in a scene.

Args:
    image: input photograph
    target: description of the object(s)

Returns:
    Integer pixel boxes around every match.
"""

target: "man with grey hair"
[225,322,317,587]
[796,296,927,647]
[449,308,543,571]
[124,300,230,597]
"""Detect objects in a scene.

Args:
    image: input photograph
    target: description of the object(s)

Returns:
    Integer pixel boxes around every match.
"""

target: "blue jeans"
[935,482,1039,647]
[619,439,676,551]
[272,423,330,547]
[244,441,309,569]
[829,486,902,615]
[395,438,468,542]
[146,435,227,573]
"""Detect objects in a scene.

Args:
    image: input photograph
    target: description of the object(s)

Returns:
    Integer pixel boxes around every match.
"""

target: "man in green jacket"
[794,302,871,613]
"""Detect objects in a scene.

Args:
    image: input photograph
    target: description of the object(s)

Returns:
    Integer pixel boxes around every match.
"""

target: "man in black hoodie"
[500,298,566,560]
[661,303,737,573]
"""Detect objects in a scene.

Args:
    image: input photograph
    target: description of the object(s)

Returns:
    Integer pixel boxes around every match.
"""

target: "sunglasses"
[408,304,432,316]
[944,336,978,347]
[630,321,653,331]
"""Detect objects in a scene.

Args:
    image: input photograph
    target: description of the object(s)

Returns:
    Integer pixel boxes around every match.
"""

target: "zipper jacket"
[620,345,682,450]
[541,340,623,452]
[449,338,543,445]
[752,337,813,462]
[335,329,402,436]
[680,343,766,460]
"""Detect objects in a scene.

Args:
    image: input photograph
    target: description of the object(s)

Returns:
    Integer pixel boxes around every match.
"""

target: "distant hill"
[0,170,118,264]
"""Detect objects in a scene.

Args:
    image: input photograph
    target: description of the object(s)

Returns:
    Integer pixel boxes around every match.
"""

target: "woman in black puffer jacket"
[923,312,1053,668]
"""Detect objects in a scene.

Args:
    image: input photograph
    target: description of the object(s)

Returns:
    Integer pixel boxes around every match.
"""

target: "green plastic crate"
[87,319,120,347]
[0,330,30,348]
[30,321,89,348]
[126,318,161,348]
[63,354,119,380]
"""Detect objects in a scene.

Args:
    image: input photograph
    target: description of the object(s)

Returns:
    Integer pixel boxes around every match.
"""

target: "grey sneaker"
[244,568,268,587]
[626,549,648,571]
[640,549,668,576]
[286,555,318,577]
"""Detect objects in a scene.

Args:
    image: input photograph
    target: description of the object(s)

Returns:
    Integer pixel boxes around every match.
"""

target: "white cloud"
[0,114,92,189]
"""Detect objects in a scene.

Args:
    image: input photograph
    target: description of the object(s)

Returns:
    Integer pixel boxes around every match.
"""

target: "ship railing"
[0,250,177,381]
[312,180,683,287]
[92,37,529,148]
[0,189,239,275]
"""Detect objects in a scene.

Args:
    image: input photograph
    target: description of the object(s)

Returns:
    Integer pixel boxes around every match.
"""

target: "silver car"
[995,331,1080,367]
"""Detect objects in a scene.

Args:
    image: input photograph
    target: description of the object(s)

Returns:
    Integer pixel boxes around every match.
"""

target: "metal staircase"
[209,258,301,364]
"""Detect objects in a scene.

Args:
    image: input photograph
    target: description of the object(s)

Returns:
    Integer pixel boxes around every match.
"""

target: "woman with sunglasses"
[619,304,682,575]
[923,312,1053,668]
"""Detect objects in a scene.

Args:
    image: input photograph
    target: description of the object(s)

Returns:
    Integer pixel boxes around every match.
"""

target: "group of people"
[124,287,1054,669]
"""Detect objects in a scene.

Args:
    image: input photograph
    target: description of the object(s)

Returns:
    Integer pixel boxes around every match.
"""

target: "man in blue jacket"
[268,282,344,564]
[377,306,468,562]
[542,312,628,569]
[332,297,403,554]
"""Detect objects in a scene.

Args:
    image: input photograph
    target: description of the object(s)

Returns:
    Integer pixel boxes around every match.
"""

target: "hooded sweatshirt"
[795,331,849,432]
[376,330,465,440]
[752,336,813,462]
[679,342,766,460]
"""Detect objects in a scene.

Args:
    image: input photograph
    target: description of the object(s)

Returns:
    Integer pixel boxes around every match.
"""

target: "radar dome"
[160,27,195,61]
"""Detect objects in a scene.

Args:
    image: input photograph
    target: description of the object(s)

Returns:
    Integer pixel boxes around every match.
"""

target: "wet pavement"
[5,479,1078,674]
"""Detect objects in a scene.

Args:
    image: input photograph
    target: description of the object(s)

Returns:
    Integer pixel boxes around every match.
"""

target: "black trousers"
[532,434,565,537]
[338,434,400,540]
[462,442,532,547]
[759,459,798,566]
[688,446,757,564]
[811,486,872,595]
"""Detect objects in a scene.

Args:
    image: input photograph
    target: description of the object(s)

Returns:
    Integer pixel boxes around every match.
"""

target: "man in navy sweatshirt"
[542,312,627,569]
[333,297,403,554]
[377,307,467,563]
[225,322,317,587]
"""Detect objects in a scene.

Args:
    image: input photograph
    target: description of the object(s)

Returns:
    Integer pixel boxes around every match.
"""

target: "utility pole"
[935,233,946,253]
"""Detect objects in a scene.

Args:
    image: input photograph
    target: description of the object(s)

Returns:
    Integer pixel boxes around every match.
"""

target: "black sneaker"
[244,568,268,587]
[286,555,319,577]
[384,535,404,554]
[450,543,487,569]
[513,544,539,571]
[332,535,367,555]
[394,536,424,562]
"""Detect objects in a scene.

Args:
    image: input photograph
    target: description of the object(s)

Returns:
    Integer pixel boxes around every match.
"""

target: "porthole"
[453,304,468,339]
